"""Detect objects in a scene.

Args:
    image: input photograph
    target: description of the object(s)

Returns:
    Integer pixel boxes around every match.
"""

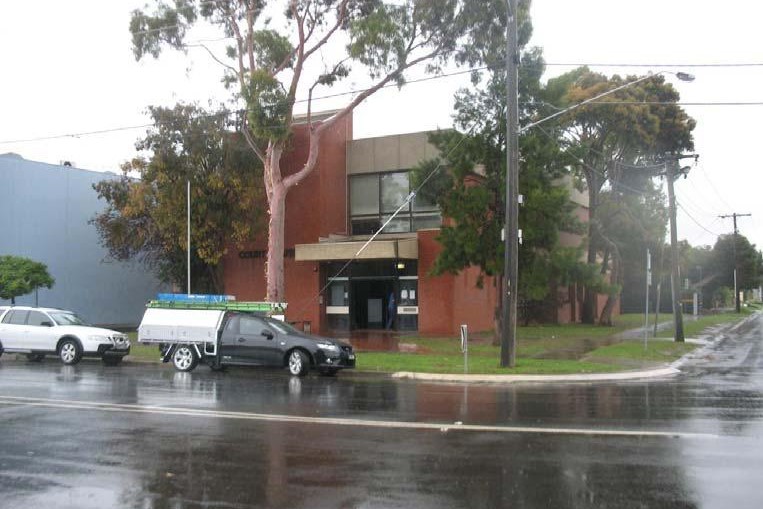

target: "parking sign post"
[460,324,468,374]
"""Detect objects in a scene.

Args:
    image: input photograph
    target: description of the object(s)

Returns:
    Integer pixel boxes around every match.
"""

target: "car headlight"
[316,342,340,352]
[89,335,110,343]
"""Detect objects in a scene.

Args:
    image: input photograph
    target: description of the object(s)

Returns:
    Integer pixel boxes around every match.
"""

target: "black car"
[163,313,355,376]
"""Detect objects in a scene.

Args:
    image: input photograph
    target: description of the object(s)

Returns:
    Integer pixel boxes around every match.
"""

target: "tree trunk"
[598,238,621,326]
[599,259,620,326]
[266,183,287,302]
[582,183,598,324]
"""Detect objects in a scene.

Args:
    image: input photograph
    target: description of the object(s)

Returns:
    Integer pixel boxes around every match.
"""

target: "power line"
[0,66,489,146]
[697,165,734,211]
[0,123,156,144]
[677,201,720,236]
[576,101,763,107]
[542,62,763,68]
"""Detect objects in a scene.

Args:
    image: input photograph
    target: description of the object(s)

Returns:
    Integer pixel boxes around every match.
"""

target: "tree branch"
[220,0,247,91]
[184,43,238,74]
[245,0,256,74]
[303,0,349,61]
[283,45,446,190]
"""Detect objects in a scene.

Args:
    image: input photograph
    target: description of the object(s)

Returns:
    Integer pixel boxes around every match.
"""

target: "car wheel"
[26,353,45,362]
[319,368,338,377]
[288,349,309,377]
[58,339,82,365]
[102,356,123,367]
[172,345,199,372]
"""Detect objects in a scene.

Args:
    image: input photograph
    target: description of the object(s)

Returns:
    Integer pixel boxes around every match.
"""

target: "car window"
[27,311,52,326]
[5,310,29,325]
[265,318,298,335]
[239,316,269,336]
[48,312,88,326]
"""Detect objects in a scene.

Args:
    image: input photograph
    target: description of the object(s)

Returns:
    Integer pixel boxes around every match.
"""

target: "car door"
[219,315,245,363]
[25,310,56,351]
[236,315,281,366]
[0,310,30,349]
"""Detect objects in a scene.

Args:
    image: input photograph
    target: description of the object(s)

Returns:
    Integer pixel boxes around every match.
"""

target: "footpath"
[389,315,753,384]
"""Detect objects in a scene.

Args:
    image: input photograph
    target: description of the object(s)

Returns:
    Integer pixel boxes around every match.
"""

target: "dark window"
[5,310,29,325]
[27,311,51,326]
[349,171,440,235]
[240,316,268,336]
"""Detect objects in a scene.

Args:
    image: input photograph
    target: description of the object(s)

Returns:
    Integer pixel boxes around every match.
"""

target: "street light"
[500,17,696,364]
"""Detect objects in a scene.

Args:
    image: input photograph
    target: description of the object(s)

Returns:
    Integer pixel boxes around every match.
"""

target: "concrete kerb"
[391,313,758,385]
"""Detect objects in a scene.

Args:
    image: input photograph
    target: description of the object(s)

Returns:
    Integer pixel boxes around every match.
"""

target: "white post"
[187,179,191,296]
[460,324,468,374]
[644,248,651,349]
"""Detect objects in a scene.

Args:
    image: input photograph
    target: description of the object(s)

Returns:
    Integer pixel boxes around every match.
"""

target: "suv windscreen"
[49,312,88,326]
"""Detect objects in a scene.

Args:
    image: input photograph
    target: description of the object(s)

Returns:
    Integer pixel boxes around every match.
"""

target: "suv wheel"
[288,349,309,377]
[58,339,82,365]
[172,345,199,372]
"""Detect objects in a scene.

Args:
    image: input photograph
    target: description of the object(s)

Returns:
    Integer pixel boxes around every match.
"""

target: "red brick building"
[222,110,499,336]
[222,110,604,336]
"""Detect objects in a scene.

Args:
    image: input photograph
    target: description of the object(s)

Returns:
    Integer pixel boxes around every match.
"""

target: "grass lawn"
[122,311,754,375]
[125,332,161,362]
[585,340,697,364]
[655,310,753,339]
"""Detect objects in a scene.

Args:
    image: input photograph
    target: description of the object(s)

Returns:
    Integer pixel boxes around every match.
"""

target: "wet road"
[0,315,761,509]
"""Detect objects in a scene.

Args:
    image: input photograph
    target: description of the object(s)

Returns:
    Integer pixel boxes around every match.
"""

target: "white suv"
[0,306,130,366]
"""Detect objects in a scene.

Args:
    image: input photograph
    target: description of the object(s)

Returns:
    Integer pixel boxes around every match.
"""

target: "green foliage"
[246,70,291,141]
[129,0,549,301]
[682,234,762,310]
[0,255,55,303]
[411,4,598,319]
[91,104,264,291]
[130,1,197,60]
[546,68,696,322]
[251,30,293,72]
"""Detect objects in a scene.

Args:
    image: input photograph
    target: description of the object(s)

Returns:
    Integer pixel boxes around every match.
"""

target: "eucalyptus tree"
[130,0,492,302]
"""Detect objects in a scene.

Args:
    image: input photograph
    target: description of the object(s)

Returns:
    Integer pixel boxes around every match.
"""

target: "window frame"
[349,170,440,235]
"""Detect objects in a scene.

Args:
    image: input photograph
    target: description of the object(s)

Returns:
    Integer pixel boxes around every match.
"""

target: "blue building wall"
[0,154,165,326]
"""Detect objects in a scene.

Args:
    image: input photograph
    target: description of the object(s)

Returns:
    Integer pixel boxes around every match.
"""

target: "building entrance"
[350,279,395,330]
[324,260,418,332]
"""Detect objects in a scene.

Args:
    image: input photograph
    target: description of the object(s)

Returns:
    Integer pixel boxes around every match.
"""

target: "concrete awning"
[295,238,418,261]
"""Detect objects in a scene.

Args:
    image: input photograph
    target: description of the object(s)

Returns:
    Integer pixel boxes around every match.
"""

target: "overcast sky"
[1,1,761,250]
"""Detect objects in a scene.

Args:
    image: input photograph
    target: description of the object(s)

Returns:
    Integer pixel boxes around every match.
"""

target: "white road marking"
[0,395,717,439]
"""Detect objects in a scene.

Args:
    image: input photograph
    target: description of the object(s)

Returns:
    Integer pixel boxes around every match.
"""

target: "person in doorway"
[386,291,397,330]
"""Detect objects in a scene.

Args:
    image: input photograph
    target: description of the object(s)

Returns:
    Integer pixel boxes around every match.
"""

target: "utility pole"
[187,179,191,296]
[664,154,697,342]
[501,0,519,368]
[719,213,752,313]
[665,159,684,342]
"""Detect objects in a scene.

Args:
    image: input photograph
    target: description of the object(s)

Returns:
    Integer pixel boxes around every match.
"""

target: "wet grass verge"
[122,311,754,374]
